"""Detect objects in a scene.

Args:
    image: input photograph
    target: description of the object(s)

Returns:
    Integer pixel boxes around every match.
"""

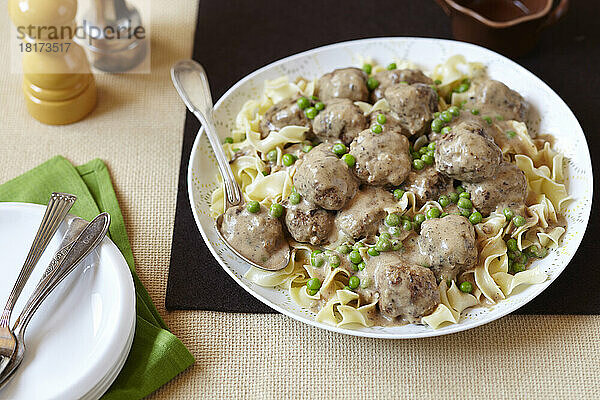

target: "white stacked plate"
[0,203,136,400]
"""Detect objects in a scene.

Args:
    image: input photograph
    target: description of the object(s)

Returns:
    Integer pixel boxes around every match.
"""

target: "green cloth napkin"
[0,156,194,399]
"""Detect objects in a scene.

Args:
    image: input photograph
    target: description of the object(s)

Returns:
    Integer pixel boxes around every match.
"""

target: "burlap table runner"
[0,1,598,399]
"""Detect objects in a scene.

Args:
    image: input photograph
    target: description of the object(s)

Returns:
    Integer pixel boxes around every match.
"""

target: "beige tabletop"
[0,1,598,399]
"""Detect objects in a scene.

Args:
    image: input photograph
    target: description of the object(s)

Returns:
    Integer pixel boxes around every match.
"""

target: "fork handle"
[13,213,110,332]
[0,193,76,326]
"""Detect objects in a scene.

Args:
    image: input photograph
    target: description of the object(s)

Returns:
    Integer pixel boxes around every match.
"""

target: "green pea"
[483,116,493,125]
[376,238,392,252]
[456,185,465,194]
[393,189,405,201]
[427,207,441,219]
[329,254,340,267]
[456,82,470,93]
[411,151,421,160]
[427,142,436,151]
[470,108,479,115]
[431,118,444,133]
[419,146,429,155]
[459,281,473,293]
[506,238,518,252]
[332,143,347,156]
[512,263,526,273]
[385,213,401,227]
[440,212,449,217]
[448,106,460,116]
[315,102,325,111]
[348,276,360,289]
[353,242,366,249]
[399,81,408,84]
[449,192,459,203]
[224,137,234,144]
[380,233,392,241]
[387,62,397,70]
[421,154,434,165]
[377,113,387,124]
[307,277,322,290]
[506,130,517,138]
[269,203,283,218]
[440,111,452,123]
[391,240,403,251]
[311,250,324,267]
[413,159,425,170]
[246,200,260,213]
[434,112,441,119]
[371,124,383,134]
[282,153,296,166]
[289,192,301,205]
[266,149,277,162]
[460,208,472,218]
[414,214,426,224]
[337,244,351,254]
[342,154,356,168]
[302,144,313,153]
[357,262,366,271]
[311,95,319,101]
[402,220,412,231]
[457,198,472,210]
[437,195,449,207]
[469,211,482,224]
[441,126,451,135]
[459,191,470,199]
[368,247,380,257]
[349,250,362,264]
[262,171,268,176]
[434,79,442,85]
[503,208,514,221]
[343,285,352,291]
[367,77,380,91]
[513,215,526,227]
[305,107,317,119]
[362,63,372,74]
[297,97,310,110]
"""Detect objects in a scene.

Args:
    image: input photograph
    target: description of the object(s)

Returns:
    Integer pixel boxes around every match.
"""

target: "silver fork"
[0,213,110,385]
[0,193,77,372]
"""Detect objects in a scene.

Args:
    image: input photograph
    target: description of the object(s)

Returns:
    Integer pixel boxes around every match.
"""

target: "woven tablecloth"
[0,1,598,398]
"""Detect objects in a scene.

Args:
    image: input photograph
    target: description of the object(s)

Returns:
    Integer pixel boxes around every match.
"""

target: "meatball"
[293,143,358,210]
[312,98,367,145]
[259,96,311,138]
[384,83,438,137]
[220,204,286,268]
[335,186,395,240]
[349,128,411,186]
[375,261,440,323]
[465,78,529,122]
[284,199,334,245]
[370,69,433,102]
[463,162,528,215]
[368,110,405,136]
[418,215,478,281]
[316,67,369,102]
[434,119,503,183]
[403,166,453,207]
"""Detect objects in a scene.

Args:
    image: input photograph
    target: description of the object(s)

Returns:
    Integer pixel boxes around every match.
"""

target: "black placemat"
[166,0,599,314]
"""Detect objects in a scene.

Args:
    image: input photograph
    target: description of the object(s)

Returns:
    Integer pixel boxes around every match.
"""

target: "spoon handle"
[171,60,243,207]
[0,193,76,327]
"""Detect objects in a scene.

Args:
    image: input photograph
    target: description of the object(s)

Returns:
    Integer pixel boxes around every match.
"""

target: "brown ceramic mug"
[435,0,569,57]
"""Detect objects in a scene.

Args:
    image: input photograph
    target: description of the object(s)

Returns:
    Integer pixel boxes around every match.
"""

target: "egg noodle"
[209,55,569,329]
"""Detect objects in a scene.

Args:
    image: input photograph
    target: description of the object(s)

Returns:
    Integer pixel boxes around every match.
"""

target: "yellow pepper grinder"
[8,0,97,125]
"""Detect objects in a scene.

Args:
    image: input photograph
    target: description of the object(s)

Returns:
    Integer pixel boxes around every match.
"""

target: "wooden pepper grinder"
[8,0,97,125]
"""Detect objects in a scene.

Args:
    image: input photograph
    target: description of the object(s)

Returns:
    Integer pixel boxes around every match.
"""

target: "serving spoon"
[171,59,291,271]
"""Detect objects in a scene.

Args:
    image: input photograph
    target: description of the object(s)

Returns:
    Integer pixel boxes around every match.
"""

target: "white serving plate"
[187,38,593,339]
[0,203,136,399]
